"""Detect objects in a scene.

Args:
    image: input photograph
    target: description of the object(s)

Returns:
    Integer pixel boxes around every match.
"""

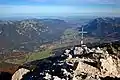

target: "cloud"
[29,0,119,4]
[0,0,119,17]
[88,0,118,4]
[29,0,47,2]
[0,5,118,15]
[0,5,79,15]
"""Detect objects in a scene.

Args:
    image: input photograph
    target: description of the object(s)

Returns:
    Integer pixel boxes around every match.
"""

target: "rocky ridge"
[11,42,120,80]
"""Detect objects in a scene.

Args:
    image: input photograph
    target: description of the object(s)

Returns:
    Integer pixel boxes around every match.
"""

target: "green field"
[0,49,53,65]
[27,49,52,62]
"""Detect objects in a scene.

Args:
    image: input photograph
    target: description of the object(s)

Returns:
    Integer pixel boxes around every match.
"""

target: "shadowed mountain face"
[78,17,120,39]
[0,19,71,52]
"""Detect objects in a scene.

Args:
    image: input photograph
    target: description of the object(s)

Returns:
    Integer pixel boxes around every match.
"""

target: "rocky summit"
[11,42,120,80]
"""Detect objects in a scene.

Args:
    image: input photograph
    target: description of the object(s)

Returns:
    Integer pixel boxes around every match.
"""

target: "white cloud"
[0,4,119,17]
[29,0,119,4]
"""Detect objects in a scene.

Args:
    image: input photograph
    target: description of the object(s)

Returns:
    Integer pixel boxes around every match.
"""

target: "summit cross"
[79,27,87,45]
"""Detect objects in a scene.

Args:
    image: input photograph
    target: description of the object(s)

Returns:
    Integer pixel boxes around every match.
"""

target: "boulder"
[73,54,120,80]
[65,49,71,54]
[53,76,62,80]
[12,68,30,80]
[44,73,52,80]
[74,47,83,55]
[68,54,72,59]
[100,55,120,77]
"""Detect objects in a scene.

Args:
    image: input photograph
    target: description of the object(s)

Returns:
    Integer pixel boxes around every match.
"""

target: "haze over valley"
[0,0,120,80]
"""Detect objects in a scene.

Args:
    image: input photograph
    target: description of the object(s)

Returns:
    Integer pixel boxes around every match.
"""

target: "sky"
[0,0,120,17]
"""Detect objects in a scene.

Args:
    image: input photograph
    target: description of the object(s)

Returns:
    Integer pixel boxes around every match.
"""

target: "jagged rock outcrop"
[11,43,120,80]
[73,55,120,80]
[72,46,120,80]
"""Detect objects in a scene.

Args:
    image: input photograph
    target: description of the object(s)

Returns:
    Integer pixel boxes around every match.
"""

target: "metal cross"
[79,27,87,45]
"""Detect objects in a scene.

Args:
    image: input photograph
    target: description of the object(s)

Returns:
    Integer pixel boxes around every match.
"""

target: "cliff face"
[11,41,120,80]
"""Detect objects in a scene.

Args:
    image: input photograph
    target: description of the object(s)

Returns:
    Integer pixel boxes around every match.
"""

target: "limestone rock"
[53,76,62,80]
[73,54,120,80]
[12,68,30,80]
[100,55,120,77]
[74,47,83,55]
[44,73,52,80]
[11,42,120,80]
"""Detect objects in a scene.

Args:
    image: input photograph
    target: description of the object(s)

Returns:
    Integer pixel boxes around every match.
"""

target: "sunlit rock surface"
[11,42,120,80]
[12,68,30,80]
[73,54,120,80]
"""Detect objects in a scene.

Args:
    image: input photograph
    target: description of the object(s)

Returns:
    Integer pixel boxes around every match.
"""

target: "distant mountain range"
[0,19,71,52]
[78,17,120,39]
[1,17,120,52]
